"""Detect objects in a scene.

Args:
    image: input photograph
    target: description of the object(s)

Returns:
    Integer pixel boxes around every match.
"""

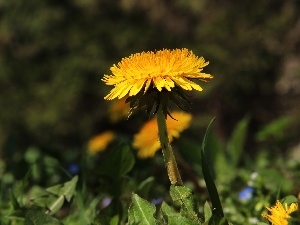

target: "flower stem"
[156,104,183,185]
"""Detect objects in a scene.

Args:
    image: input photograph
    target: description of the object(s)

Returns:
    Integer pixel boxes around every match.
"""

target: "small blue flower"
[101,197,112,208]
[67,162,80,175]
[238,186,254,201]
[151,197,163,205]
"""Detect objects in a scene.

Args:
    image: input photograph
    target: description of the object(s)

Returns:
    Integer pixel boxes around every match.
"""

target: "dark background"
[1,0,300,162]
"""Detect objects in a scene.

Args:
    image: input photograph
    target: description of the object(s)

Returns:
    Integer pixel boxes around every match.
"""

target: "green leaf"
[33,176,78,215]
[32,194,64,215]
[109,215,119,225]
[160,202,175,223]
[203,201,212,223]
[169,185,200,223]
[137,177,155,198]
[10,190,21,210]
[227,116,249,167]
[24,147,41,164]
[98,144,135,178]
[287,217,299,225]
[208,214,228,225]
[169,185,193,201]
[128,193,156,225]
[160,201,176,216]
[167,215,200,225]
[24,208,63,225]
[281,195,299,205]
[201,118,227,224]
[161,202,176,223]
[75,192,101,225]
[161,202,200,225]
[204,132,232,183]
[255,117,291,142]
[46,175,78,202]
[7,208,27,220]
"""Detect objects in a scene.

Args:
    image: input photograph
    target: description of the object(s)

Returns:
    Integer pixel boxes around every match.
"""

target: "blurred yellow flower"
[87,131,116,154]
[109,98,130,123]
[133,111,192,158]
[102,48,212,100]
[261,200,298,225]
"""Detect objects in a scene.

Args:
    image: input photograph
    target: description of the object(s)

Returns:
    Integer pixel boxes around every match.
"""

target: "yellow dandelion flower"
[133,111,192,158]
[109,98,131,123]
[261,200,298,225]
[102,48,213,100]
[87,131,116,155]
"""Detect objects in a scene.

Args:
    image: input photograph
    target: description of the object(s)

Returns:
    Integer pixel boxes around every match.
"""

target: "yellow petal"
[129,79,146,96]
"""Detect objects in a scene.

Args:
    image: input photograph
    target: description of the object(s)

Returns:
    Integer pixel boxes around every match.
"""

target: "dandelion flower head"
[102,48,213,100]
[133,111,192,158]
[261,200,298,225]
[87,131,116,155]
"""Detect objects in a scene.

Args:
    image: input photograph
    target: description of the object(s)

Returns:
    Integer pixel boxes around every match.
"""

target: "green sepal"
[125,84,192,118]
[169,85,191,112]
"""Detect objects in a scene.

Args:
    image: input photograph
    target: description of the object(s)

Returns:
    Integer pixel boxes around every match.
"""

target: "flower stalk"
[156,99,183,185]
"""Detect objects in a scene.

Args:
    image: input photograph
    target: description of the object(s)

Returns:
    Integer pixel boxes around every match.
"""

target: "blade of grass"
[201,117,227,223]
